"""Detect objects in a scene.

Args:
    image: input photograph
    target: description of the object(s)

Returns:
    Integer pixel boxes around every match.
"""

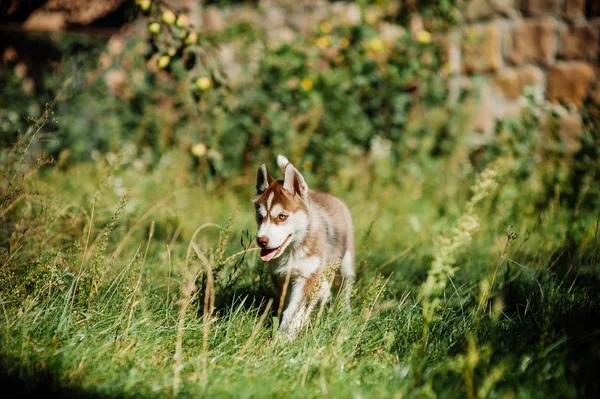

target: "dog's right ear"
[255,164,274,196]
[282,163,308,199]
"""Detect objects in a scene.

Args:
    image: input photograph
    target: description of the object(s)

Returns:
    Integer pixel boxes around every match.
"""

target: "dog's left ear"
[282,163,308,198]
[256,164,274,196]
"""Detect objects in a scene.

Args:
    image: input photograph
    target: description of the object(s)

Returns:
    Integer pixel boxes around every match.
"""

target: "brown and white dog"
[253,155,355,340]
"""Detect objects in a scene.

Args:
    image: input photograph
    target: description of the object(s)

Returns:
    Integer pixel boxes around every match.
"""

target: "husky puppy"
[253,155,354,340]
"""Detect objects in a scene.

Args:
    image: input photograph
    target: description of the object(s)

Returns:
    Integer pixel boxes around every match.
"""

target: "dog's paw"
[277,313,303,342]
[278,327,300,342]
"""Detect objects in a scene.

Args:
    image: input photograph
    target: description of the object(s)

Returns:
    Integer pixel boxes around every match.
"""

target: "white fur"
[257,207,306,251]
[274,254,320,279]
[270,203,283,217]
[278,278,307,336]
[275,254,326,340]
[277,154,290,172]
[257,220,291,250]
[340,249,355,308]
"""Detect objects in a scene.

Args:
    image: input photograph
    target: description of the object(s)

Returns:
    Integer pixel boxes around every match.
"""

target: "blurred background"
[1,0,598,191]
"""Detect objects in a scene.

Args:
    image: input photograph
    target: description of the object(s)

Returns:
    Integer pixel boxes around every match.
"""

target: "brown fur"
[255,181,308,218]
[301,225,325,257]
[306,191,351,259]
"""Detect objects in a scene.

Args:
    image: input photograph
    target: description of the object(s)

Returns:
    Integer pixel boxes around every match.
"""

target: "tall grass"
[1,107,599,398]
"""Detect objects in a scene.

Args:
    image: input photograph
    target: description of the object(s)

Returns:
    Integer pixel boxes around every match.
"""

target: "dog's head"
[253,157,309,262]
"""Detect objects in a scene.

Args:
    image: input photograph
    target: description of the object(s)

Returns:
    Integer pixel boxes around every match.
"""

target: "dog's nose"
[257,236,269,248]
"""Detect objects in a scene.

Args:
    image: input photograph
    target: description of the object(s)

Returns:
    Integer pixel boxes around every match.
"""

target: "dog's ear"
[282,163,308,198]
[277,154,290,174]
[255,164,274,196]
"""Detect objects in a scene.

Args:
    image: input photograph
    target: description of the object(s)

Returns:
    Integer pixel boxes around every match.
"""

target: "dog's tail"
[277,154,290,173]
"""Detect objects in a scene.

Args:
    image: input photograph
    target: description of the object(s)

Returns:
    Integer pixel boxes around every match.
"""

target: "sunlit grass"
[1,127,599,398]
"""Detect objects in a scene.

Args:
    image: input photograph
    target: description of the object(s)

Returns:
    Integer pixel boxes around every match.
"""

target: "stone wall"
[185,0,599,137]
[17,0,126,32]
[457,0,599,135]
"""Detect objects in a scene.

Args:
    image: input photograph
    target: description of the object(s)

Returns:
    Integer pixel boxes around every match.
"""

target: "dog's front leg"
[278,277,307,341]
[299,278,330,328]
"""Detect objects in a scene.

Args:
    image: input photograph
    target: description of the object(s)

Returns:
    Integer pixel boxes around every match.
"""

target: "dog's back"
[308,190,354,278]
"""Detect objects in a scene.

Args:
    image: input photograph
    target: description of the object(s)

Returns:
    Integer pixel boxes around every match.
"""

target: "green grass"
[1,125,599,398]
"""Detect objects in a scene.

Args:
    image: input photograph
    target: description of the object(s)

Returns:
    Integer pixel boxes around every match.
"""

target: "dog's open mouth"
[260,235,292,262]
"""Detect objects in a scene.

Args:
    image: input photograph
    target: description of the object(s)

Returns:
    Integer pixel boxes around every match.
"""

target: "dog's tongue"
[260,247,278,262]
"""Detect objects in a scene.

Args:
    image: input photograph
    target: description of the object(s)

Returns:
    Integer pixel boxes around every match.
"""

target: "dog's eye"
[257,214,263,223]
[278,214,287,221]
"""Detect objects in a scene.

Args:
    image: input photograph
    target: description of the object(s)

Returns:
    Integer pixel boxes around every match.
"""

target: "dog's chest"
[271,250,321,279]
